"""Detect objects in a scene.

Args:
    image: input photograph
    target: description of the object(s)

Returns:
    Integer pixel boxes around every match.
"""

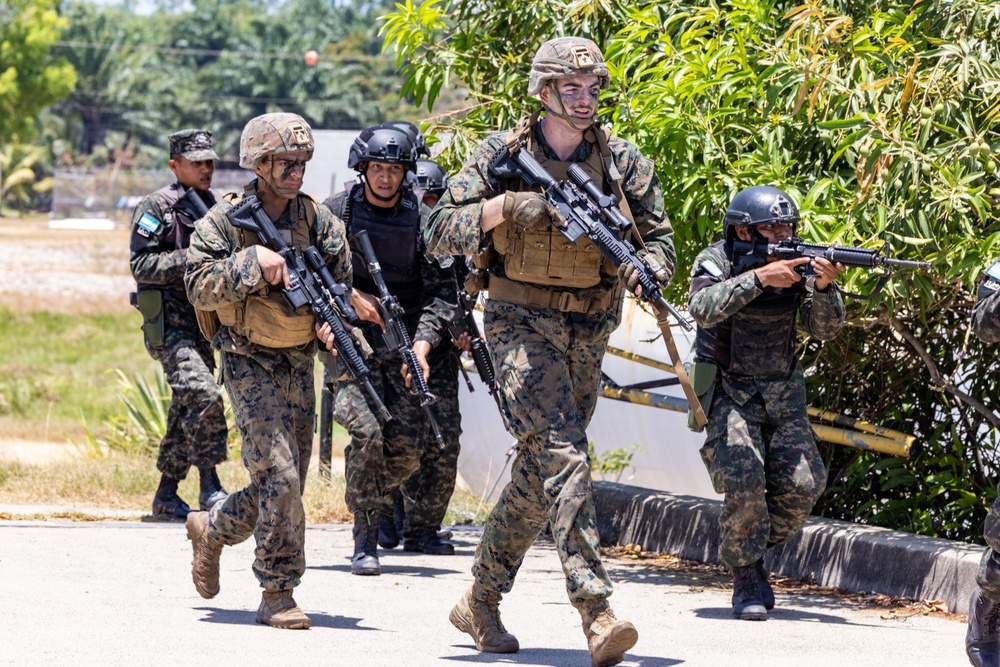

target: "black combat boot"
[968,586,1000,667]
[403,528,456,555]
[378,491,404,549]
[755,558,775,610]
[731,564,767,621]
[352,510,381,576]
[151,474,192,520]
[198,466,228,511]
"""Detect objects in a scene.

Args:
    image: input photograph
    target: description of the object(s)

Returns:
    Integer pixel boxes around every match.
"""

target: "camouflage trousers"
[400,345,462,536]
[473,300,617,605]
[206,351,314,591]
[977,490,1000,601]
[335,347,452,519]
[149,328,228,480]
[699,376,827,569]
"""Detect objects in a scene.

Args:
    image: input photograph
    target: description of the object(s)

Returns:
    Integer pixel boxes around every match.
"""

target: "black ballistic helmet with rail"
[723,185,800,243]
[348,124,420,172]
[382,120,430,158]
[414,159,448,195]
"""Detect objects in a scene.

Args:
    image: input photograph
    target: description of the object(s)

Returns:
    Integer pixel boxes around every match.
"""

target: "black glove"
[501,191,563,230]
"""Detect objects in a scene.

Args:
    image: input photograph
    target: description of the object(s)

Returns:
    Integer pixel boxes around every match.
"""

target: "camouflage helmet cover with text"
[239,112,314,170]
[527,36,610,96]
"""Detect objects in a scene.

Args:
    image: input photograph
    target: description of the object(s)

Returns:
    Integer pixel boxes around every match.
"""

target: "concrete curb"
[594,480,983,614]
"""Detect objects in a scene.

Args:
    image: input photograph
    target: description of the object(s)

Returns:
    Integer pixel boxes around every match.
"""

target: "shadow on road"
[440,645,682,666]
[194,606,368,631]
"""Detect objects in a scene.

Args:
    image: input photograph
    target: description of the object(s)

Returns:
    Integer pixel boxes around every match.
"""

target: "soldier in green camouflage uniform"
[183,113,352,630]
[426,37,673,667]
[966,263,1000,666]
[688,185,845,621]
[322,124,459,576]
[129,129,229,519]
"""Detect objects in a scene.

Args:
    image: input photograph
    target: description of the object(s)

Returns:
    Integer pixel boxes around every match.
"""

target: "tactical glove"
[643,251,671,286]
[502,191,563,230]
[617,251,671,293]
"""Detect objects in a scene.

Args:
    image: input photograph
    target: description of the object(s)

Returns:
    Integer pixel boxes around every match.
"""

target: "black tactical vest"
[333,184,423,316]
[694,242,804,378]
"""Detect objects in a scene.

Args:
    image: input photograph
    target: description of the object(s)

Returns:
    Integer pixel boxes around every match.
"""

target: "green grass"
[0,307,156,441]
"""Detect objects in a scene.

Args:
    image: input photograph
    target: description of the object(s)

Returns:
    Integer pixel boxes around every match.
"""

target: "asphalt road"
[0,520,969,667]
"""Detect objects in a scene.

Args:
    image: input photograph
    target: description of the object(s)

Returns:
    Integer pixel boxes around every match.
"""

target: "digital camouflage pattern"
[322,191,458,525]
[688,245,845,568]
[971,271,1000,600]
[169,128,219,161]
[527,37,610,96]
[239,113,314,170]
[426,116,672,606]
[130,182,227,480]
[185,188,351,591]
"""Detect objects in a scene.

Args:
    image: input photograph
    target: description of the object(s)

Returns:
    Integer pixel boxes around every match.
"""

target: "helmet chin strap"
[543,87,596,131]
[256,158,301,198]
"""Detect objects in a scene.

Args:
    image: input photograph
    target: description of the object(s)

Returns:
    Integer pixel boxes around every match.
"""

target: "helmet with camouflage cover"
[239,113,315,170]
[527,37,610,96]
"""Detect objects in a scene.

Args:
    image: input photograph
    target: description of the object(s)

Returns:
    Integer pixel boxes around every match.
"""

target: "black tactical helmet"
[414,159,448,195]
[723,185,799,241]
[382,120,430,158]
[348,125,420,172]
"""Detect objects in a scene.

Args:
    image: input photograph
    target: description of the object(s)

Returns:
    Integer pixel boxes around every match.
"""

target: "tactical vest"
[694,243,804,378]
[337,184,424,316]
[485,113,631,293]
[210,189,319,348]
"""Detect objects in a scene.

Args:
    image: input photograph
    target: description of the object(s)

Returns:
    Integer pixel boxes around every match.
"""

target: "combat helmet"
[414,159,448,195]
[382,120,430,158]
[723,185,800,244]
[239,113,314,170]
[347,124,420,172]
[527,37,610,96]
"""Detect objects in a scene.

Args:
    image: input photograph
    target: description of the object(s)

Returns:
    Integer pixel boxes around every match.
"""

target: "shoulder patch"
[700,259,724,278]
[137,213,161,234]
[986,260,1000,283]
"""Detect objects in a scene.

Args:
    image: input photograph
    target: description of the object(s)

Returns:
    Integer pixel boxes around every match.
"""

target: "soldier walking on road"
[425,37,675,667]
[687,186,845,621]
[967,262,1000,666]
[183,113,353,629]
[322,124,458,576]
[129,128,229,520]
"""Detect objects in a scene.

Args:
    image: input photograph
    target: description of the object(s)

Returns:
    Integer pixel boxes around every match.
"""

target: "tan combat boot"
[577,598,639,667]
[256,590,311,630]
[449,581,519,653]
[185,511,222,599]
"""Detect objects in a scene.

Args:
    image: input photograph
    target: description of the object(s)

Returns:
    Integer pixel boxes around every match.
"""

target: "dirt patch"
[0,218,133,314]
[602,544,966,623]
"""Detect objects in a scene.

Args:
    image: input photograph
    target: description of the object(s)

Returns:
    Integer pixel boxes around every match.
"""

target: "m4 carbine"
[730,237,932,299]
[352,229,446,449]
[225,190,390,421]
[447,288,503,410]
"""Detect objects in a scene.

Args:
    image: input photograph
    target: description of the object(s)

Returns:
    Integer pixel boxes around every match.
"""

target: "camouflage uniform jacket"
[424,120,676,296]
[184,193,352,369]
[130,182,217,334]
[974,264,1000,343]
[323,187,457,356]
[688,242,845,406]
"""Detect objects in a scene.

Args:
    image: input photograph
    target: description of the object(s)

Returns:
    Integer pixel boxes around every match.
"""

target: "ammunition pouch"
[195,308,221,344]
[131,289,165,349]
[686,361,717,433]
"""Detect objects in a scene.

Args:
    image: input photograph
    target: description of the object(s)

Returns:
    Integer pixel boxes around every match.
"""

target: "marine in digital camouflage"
[130,179,228,483]
[688,243,845,568]
[426,107,673,607]
[185,186,351,590]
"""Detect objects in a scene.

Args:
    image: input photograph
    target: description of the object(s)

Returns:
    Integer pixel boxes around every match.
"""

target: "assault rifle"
[352,229,446,449]
[730,237,931,299]
[226,191,391,421]
[490,146,692,331]
[447,289,502,409]
[181,187,213,220]
[489,144,708,427]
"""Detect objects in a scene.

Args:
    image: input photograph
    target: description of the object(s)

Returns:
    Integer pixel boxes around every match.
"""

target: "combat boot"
[576,598,638,667]
[185,511,222,599]
[403,528,456,555]
[755,558,775,610]
[378,514,400,549]
[152,473,192,520]
[449,581,519,653]
[197,466,228,511]
[351,510,381,576]
[967,586,1000,667]
[256,590,311,630]
[732,564,768,620]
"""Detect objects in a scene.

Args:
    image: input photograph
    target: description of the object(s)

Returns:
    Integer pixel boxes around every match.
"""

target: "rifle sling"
[655,311,708,427]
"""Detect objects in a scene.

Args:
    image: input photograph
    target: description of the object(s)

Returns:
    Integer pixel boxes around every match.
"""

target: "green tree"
[0,0,76,143]
[381,0,1000,542]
